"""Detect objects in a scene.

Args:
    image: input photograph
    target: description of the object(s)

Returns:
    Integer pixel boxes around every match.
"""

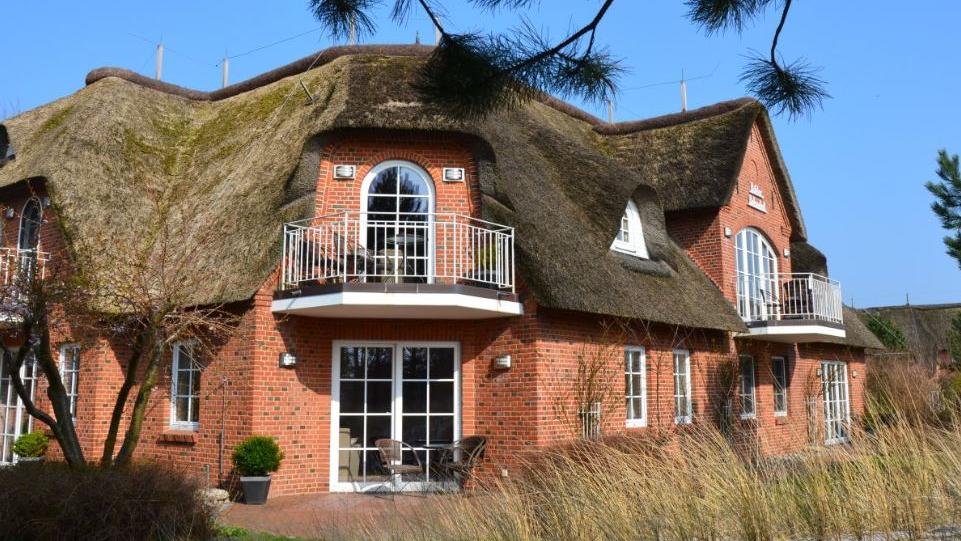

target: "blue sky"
[1,1,958,307]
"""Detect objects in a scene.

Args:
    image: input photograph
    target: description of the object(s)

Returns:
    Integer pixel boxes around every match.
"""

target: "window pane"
[402,415,427,445]
[366,348,392,379]
[398,167,430,196]
[340,382,365,413]
[190,398,200,423]
[368,167,399,196]
[429,415,454,443]
[338,416,364,448]
[403,348,428,379]
[175,397,189,422]
[403,382,427,413]
[340,348,364,379]
[366,415,392,447]
[429,382,454,413]
[366,382,392,413]
[429,348,454,379]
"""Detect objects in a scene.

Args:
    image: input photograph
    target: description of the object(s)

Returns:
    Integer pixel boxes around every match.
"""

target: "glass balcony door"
[331,342,459,492]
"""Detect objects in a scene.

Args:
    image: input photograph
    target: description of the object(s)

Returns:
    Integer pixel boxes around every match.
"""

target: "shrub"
[13,430,48,457]
[0,462,213,541]
[232,436,283,477]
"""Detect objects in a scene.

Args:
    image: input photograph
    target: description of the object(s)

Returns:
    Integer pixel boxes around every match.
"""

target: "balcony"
[0,248,50,326]
[272,212,522,319]
[735,272,846,342]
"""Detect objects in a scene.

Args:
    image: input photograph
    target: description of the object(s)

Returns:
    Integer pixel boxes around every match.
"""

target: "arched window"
[610,200,649,258]
[735,228,779,321]
[361,161,435,282]
[18,198,42,253]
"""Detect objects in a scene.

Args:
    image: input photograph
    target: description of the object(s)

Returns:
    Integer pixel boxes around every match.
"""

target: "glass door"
[822,361,850,445]
[0,353,38,464]
[331,342,459,492]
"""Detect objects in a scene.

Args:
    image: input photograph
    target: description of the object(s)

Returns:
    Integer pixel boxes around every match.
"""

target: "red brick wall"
[667,122,795,303]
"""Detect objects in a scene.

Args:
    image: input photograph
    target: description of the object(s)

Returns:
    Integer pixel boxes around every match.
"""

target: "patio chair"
[436,435,487,489]
[374,438,425,494]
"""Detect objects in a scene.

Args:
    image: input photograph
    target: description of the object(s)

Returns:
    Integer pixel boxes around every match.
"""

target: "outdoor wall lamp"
[492,354,512,370]
[333,164,356,180]
[278,352,297,368]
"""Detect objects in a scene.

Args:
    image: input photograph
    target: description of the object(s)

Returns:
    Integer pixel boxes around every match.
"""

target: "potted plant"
[232,436,283,505]
[13,430,48,463]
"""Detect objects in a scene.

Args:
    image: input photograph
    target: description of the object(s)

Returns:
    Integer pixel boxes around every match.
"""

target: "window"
[624,347,647,427]
[673,349,692,424]
[361,161,435,281]
[735,228,778,321]
[170,342,200,430]
[822,361,850,444]
[772,356,788,416]
[18,198,42,252]
[59,344,80,419]
[739,355,756,419]
[611,200,649,258]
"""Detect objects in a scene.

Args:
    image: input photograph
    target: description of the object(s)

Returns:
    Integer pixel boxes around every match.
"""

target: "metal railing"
[735,272,843,324]
[281,212,515,292]
[0,248,49,285]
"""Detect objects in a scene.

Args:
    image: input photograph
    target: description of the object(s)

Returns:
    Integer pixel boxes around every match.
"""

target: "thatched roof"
[861,303,961,362]
[0,45,779,332]
[599,98,807,242]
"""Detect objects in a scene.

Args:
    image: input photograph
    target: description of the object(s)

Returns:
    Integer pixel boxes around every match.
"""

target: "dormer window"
[611,200,649,258]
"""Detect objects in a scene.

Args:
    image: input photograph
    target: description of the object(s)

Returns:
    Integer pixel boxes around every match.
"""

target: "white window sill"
[169,422,199,432]
[625,419,647,428]
[774,411,788,418]
[674,416,692,425]
[740,413,756,420]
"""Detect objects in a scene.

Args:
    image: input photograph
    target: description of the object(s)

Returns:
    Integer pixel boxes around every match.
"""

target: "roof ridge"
[594,97,760,135]
[82,43,762,133]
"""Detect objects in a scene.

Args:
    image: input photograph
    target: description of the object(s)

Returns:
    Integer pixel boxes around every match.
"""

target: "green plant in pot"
[13,431,48,463]
[232,436,283,505]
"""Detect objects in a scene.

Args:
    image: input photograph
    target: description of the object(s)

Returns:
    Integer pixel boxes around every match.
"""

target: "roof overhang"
[737,319,846,343]
[272,282,523,319]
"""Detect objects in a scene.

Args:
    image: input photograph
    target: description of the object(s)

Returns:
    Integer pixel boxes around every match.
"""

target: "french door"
[331,342,459,492]
[822,361,850,445]
[0,353,37,464]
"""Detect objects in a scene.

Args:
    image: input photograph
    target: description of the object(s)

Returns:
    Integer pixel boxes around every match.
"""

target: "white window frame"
[170,341,200,431]
[739,355,756,419]
[673,349,692,424]
[329,340,461,493]
[734,227,779,321]
[58,343,80,420]
[772,356,788,417]
[611,200,649,258]
[822,361,851,445]
[624,347,647,427]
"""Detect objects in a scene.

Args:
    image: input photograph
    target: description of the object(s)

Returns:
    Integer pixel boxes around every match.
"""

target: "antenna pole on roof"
[155,42,164,81]
[415,30,421,45]
[606,100,614,123]
[680,69,687,112]
[221,54,230,89]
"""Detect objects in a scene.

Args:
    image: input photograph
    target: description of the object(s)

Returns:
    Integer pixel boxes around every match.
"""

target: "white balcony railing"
[736,272,843,325]
[0,248,48,285]
[281,212,515,292]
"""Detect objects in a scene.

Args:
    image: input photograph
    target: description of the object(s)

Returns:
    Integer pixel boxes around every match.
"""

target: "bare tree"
[0,188,241,468]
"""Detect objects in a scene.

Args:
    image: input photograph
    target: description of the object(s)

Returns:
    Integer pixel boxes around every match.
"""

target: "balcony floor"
[738,319,847,343]
[272,282,523,319]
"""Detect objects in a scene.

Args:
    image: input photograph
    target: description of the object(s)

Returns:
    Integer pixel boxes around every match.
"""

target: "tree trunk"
[113,344,163,467]
[100,329,148,467]
[6,313,86,466]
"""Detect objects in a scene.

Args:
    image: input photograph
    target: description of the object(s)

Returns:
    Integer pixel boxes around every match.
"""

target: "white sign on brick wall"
[748,182,767,213]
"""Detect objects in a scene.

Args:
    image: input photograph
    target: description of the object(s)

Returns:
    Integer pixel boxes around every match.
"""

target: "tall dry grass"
[319,417,961,541]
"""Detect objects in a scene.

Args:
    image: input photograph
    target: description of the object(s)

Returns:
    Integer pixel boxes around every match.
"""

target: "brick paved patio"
[220,492,466,539]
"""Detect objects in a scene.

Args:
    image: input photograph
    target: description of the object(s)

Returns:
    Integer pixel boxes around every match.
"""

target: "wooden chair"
[374,438,424,493]
[436,435,487,489]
